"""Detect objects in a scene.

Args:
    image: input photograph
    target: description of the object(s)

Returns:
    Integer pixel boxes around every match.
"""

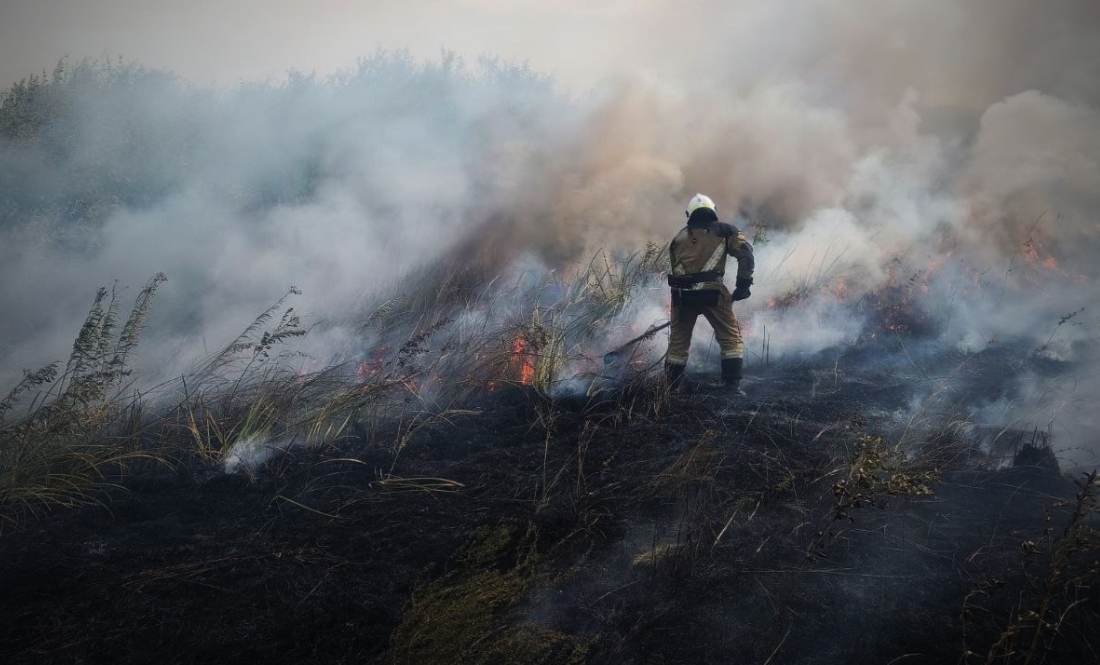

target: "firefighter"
[665,193,755,395]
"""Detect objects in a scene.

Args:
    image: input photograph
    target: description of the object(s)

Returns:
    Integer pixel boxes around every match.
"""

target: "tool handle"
[603,321,671,365]
[622,321,670,347]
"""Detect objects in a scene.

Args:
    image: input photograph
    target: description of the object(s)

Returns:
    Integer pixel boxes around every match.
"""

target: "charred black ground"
[2,334,1097,665]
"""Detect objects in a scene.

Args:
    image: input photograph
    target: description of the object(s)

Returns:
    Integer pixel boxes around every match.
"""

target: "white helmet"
[685,193,716,218]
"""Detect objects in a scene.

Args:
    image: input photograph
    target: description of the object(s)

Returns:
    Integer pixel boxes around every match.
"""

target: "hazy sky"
[1,0,644,88]
[8,0,1099,111]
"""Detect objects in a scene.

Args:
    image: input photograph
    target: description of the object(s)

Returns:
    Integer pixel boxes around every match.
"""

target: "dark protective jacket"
[668,208,755,292]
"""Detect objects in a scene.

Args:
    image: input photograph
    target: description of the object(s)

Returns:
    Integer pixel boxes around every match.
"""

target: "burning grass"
[1,247,1098,664]
[0,245,666,523]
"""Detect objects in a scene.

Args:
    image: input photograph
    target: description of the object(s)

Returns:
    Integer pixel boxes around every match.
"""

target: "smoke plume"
[1,1,1099,463]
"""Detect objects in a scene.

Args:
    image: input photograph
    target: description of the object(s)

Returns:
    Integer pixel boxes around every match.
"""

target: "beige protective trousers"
[666,286,744,366]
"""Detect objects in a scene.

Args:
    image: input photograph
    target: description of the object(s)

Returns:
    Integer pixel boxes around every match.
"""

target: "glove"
[731,277,753,302]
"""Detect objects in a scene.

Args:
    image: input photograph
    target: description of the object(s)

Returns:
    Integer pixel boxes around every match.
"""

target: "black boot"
[665,362,686,392]
[721,358,746,397]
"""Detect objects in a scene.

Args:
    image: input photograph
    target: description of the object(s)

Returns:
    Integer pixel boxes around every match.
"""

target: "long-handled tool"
[603,321,671,365]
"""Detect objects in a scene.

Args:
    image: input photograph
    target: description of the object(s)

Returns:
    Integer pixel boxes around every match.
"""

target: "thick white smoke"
[1,1,1098,462]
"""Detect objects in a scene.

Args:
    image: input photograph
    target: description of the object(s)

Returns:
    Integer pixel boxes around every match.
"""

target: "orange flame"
[511,337,536,385]
[1022,237,1071,277]
[356,344,391,379]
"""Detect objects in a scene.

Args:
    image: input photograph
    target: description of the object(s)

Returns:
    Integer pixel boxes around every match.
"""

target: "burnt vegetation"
[2,59,1098,665]
[2,261,1096,664]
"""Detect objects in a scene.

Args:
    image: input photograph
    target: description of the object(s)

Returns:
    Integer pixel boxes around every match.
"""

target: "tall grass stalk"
[0,274,167,527]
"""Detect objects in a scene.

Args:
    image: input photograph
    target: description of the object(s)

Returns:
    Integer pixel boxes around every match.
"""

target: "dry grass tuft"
[388,521,594,664]
[0,273,168,527]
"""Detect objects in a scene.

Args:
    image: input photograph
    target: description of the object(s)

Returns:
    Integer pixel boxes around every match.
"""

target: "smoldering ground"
[1,0,1099,460]
[2,4,1100,662]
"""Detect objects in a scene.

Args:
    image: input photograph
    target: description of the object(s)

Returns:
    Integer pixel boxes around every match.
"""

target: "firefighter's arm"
[726,230,755,280]
[727,230,754,300]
